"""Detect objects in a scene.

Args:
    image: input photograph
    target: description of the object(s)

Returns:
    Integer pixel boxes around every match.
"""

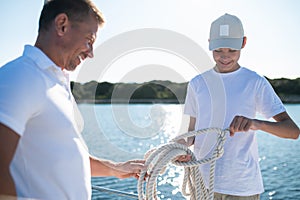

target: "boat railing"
[92,185,138,199]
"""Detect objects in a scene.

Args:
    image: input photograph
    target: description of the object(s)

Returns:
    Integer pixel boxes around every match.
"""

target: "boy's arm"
[174,116,196,162]
[176,116,196,147]
[186,116,196,146]
[229,111,300,139]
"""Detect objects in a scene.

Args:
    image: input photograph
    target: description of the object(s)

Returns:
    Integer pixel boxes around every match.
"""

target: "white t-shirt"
[184,67,285,196]
[0,45,91,200]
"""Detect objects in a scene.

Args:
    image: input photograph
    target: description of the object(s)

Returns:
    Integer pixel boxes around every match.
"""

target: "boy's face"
[212,48,241,73]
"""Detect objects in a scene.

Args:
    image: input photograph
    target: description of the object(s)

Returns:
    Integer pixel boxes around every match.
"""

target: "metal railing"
[92,185,138,199]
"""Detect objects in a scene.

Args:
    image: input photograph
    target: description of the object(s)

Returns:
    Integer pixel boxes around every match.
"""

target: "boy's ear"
[241,36,247,48]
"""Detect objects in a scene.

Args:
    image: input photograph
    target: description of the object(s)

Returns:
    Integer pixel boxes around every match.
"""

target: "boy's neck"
[213,64,240,74]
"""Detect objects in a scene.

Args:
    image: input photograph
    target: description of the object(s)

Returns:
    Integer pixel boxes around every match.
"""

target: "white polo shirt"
[184,67,285,196]
[0,45,91,200]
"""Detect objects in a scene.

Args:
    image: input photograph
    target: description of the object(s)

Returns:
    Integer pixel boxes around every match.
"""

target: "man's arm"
[90,156,145,179]
[229,111,300,139]
[0,123,20,196]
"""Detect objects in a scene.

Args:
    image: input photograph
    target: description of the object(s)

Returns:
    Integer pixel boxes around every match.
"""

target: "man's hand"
[114,160,146,179]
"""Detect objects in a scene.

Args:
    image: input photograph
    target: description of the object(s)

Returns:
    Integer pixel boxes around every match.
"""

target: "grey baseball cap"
[209,13,244,51]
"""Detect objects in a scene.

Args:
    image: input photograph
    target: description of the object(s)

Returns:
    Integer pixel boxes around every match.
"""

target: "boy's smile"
[213,48,241,73]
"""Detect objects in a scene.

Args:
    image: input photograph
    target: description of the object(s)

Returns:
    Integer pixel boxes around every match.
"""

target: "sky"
[0,0,300,83]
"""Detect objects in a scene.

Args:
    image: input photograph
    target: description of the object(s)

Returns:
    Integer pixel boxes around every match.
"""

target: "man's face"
[63,14,99,71]
[212,48,241,73]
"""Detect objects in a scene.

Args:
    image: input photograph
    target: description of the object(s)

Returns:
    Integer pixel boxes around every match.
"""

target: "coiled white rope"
[137,127,229,200]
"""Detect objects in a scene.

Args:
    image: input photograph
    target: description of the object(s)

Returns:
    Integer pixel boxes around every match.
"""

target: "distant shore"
[75,98,184,104]
[71,78,300,104]
[277,94,300,104]
[75,97,300,104]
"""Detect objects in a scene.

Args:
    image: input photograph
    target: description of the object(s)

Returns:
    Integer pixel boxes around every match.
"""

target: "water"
[79,104,300,200]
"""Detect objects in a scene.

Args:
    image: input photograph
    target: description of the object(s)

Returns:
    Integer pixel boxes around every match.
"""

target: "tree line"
[71,77,300,104]
[267,77,300,103]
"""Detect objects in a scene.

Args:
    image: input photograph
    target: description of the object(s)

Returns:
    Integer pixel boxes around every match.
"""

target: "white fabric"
[0,45,91,200]
[184,67,285,196]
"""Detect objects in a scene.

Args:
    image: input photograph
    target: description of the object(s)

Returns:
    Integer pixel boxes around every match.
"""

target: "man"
[182,13,300,199]
[0,0,144,199]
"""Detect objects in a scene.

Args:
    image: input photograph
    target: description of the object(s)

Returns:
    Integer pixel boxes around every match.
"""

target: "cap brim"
[209,38,243,51]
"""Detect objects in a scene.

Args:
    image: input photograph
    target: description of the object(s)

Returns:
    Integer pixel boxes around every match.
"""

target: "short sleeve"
[256,77,285,119]
[184,81,198,118]
[0,59,44,135]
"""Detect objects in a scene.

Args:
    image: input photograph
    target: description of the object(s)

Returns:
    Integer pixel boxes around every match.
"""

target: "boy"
[183,13,299,199]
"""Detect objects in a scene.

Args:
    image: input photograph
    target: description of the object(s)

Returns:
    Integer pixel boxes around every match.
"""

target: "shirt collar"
[23,45,58,70]
[23,45,70,86]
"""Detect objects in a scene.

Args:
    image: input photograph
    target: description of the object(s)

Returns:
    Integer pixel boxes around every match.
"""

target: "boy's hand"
[175,154,192,162]
[229,115,259,136]
[174,139,192,162]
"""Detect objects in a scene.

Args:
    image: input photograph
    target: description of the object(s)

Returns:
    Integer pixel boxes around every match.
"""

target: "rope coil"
[138,128,229,200]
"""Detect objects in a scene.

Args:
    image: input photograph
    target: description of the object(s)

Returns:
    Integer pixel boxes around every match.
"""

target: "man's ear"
[241,36,247,49]
[55,13,69,36]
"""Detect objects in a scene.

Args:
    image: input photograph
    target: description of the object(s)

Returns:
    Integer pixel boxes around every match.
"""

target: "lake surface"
[78,104,300,200]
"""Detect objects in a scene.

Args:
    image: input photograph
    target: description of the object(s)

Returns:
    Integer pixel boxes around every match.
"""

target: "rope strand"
[138,127,229,200]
